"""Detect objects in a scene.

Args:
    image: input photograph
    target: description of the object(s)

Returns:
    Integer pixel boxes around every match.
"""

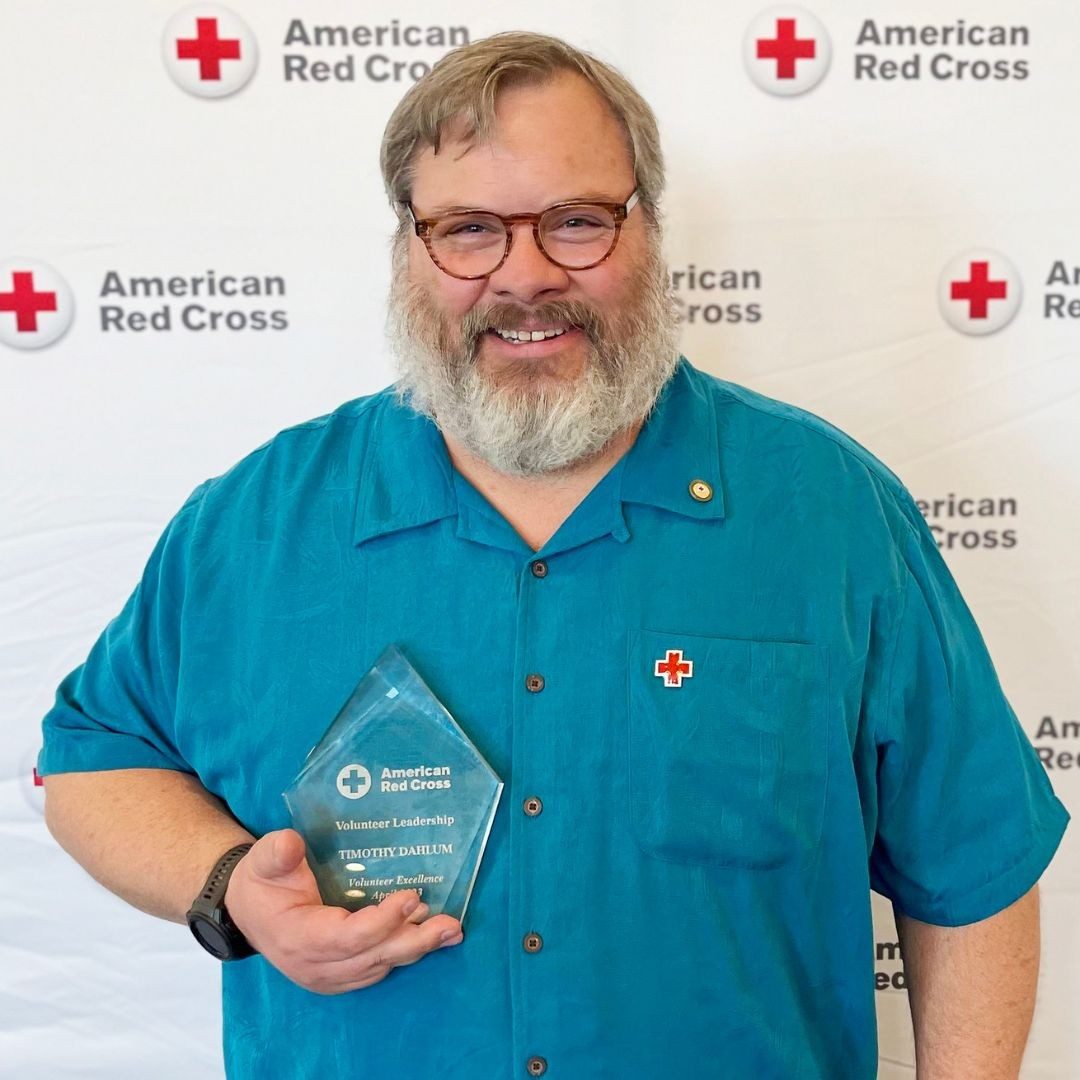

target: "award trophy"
[283,645,503,922]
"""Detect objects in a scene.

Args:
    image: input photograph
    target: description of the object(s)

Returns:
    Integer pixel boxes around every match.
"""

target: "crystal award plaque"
[283,645,503,922]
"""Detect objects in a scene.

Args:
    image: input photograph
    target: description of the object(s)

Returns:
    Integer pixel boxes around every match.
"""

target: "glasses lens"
[429,213,507,277]
[540,205,619,268]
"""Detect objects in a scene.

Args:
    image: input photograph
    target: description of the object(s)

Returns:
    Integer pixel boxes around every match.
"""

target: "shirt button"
[525,673,545,693]
[523,796,543,816]
[530,559,548,578]
[689,478,713,502]
[523,932,543,953]
[526,1057,548,1076]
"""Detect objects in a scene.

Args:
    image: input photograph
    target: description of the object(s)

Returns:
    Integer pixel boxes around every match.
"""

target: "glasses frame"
[406,189,640,280]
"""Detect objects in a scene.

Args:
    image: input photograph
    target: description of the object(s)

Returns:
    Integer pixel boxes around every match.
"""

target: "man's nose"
[486,222,571,304]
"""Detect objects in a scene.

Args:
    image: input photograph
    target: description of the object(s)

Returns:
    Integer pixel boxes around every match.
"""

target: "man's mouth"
[485,324,576,345]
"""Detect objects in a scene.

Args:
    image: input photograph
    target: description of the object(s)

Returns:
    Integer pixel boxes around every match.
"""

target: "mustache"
[461,299,605,346]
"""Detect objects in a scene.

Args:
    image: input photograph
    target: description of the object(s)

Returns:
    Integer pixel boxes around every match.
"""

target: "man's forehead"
[419,187,632,216]
[408,73,635,212]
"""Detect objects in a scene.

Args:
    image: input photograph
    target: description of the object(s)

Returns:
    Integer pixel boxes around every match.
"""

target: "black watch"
[186,843,257,960]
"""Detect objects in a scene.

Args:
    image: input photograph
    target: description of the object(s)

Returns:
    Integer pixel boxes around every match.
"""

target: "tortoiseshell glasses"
[407,189,640,280]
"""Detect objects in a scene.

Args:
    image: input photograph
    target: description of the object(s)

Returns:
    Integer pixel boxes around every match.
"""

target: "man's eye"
[550,215,604,232]
[448,221,495,235]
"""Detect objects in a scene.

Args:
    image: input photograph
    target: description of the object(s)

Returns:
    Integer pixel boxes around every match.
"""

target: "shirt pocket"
[627,628,829,870]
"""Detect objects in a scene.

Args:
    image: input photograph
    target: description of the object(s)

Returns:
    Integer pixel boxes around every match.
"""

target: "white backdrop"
[2,1,1078,1076]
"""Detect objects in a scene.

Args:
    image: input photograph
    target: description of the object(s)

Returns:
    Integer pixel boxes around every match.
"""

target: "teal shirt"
[39,357,1068,1079]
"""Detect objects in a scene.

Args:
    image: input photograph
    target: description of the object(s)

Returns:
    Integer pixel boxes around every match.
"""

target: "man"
[40,30,1067,1080]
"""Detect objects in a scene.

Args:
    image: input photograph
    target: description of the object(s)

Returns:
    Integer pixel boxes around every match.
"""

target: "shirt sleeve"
[867,491,1070,927]
[37,483,210,777]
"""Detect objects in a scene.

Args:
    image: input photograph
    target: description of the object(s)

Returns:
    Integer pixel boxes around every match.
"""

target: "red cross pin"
[654,649,694,688]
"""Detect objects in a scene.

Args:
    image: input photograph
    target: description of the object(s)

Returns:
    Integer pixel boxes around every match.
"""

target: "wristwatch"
[186,842,257,960]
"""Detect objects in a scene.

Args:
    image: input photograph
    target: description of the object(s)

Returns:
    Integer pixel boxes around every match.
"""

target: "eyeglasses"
[406,189,640,280]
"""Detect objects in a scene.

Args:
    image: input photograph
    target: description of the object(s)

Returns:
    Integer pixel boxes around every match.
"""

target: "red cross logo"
[950,261,1008,319]
[756,18,816,79]
[654,649,694,688]
[176,17,241,81]
[938,249,1020,336]
[336,763,371,799]
[0,271,57,333]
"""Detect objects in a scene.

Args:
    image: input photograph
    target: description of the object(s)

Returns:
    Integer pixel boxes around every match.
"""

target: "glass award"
[283,645,503,923]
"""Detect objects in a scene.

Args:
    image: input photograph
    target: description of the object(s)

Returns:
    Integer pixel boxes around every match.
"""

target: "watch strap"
[188,842,256,960]
[199,842,254,907]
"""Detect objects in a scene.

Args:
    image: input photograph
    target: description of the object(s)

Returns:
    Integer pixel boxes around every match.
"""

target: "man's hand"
[224,828,464,994]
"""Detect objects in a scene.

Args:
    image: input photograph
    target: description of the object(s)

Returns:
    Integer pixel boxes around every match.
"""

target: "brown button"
[526,1057,548,1077]
[530,559,548,578]
[525,673,545,693]
[523,796,543,817]
[523,932,543,953]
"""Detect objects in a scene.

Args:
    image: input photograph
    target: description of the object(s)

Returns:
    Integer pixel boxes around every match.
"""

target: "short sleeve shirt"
[39,357,1069,1079]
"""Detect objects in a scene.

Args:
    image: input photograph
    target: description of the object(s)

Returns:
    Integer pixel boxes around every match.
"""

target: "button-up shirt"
[40,357,1069,1079]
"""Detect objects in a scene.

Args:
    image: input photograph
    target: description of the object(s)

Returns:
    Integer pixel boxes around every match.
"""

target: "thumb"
[247,828,308,881]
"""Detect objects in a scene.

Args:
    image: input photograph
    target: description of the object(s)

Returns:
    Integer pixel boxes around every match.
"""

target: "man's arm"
[43,768,464,993]
[895,884,1041,1080]
[43,768,256,923]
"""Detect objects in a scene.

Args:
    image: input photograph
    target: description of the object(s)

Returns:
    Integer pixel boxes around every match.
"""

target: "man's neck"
[440,419,644,553]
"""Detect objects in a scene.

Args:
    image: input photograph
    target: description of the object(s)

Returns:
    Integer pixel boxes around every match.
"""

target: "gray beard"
[385,237,682,478]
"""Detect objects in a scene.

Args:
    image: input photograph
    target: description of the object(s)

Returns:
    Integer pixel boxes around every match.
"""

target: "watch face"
[189,914,230,960]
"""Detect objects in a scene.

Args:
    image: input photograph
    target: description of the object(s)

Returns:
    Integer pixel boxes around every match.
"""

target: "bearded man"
[39,30,1067,1080]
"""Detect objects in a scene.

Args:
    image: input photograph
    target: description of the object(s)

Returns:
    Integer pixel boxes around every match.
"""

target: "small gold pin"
[688,479,713,502]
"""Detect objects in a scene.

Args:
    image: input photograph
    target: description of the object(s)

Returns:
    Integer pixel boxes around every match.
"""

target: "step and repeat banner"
[3,1,1078,1076]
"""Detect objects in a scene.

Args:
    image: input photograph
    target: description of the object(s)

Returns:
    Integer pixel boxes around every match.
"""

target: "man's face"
[387,70,680,477]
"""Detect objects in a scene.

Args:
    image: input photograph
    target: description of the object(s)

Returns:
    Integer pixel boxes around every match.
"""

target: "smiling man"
[38,31,1067,1080]
[384,61,682,549]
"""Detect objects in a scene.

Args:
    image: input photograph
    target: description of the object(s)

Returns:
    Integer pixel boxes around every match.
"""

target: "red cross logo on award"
[744,7,831,96]
[0,259,74,350]
[336,764,372,800]
[655,649,694,688]
[939,249,1021,335]
[163,5,257,98]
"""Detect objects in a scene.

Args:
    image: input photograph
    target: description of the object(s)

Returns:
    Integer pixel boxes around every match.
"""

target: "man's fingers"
[329,891,460,960]
[294,889,419,962]
[329,890,426,955]
[405,901,430,925]
[321,912,464,982]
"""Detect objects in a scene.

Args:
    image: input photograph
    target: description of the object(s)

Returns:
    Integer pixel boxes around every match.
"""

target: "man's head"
[380,32,681,477]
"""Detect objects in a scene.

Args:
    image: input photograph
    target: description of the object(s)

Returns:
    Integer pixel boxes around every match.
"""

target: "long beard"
[385,236,682,478]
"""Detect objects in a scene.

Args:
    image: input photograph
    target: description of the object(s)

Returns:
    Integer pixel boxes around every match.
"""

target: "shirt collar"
[618,356,726,524]
[352,356,725,548]
[352,394,457,546]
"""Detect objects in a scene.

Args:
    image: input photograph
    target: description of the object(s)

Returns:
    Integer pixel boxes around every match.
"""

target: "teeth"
[493,327,569,343]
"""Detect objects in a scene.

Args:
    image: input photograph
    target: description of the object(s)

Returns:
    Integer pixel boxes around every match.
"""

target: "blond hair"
[379,31,664,234]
